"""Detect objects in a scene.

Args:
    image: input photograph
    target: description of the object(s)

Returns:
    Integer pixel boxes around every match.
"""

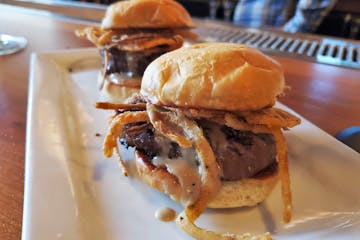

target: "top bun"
[141,42,285,111]
[101,0,195,29]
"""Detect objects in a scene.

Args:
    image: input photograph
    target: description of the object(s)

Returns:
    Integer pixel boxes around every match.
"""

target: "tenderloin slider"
[101,42,301,239]
[76,0,196,102]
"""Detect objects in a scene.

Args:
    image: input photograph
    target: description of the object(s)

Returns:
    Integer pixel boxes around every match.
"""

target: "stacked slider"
[76,0,196,102]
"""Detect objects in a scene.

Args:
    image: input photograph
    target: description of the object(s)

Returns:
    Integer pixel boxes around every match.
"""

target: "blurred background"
[56,0,360,40]
[2,0,359,39]
[183,0,360,40]
[1,0,359,69]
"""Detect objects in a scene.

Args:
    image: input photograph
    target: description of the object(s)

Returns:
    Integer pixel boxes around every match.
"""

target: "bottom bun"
[135,150,279,209]
[207,173,278,208]
[98,72,140,103]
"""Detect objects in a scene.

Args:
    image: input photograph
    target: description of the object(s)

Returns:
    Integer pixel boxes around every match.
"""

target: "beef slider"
[134,42,300,213]
[76,0,196,103]
[102,43,301,232]
[121,120,277,181]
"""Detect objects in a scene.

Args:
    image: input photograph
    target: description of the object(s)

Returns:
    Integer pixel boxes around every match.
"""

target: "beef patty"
[100,46,169,79]
[120,119,277,181]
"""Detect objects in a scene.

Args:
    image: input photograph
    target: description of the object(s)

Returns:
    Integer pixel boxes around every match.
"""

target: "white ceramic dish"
[23,49,360,240]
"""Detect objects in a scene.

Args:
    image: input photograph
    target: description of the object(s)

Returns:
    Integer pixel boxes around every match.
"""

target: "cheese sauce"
[152,135,201,206]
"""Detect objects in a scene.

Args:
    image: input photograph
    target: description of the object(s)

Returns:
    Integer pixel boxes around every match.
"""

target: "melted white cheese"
[152,135,201,206]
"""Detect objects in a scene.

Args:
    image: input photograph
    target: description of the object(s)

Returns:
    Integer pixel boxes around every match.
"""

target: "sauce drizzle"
[155,207,176,222]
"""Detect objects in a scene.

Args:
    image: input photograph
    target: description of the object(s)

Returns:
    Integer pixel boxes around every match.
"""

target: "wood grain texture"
[276,56,360,135]
[0,4,359,240]
[0,5,92,240]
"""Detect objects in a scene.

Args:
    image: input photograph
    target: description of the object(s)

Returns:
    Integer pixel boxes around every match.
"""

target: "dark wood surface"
[0,4,359,240]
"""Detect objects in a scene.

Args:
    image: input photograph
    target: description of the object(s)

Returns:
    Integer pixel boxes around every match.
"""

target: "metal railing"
[195,20,360,69]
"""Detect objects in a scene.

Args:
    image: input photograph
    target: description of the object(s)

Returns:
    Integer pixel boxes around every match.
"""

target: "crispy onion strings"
[147,104,192,148]
[180,107,300,129]
[185,128,221,221]
[115,34,184,52]
[272,129,292,223]
[241,108,300,128]
[148,105,270,239]
[75,27,111,47]
[76,26,185,51]
[95,102,146,111]
[103,111,149,157]
[224,113,271,134]
[100,103,298,238]
[147,104,221,220]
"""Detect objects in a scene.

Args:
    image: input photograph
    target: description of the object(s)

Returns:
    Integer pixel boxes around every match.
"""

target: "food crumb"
[95,133,101,137]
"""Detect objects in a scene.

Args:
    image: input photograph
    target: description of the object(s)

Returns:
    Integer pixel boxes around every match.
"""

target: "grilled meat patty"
[120,120,277,181]
[100,46,169,79]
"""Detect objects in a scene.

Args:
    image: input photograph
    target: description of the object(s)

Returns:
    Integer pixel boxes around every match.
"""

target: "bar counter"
[0,4,359,240]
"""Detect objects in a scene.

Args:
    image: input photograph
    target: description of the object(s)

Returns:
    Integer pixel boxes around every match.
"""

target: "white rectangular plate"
[23,49,360,240]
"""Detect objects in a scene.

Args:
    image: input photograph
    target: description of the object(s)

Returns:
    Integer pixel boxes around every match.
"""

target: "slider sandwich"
[76,0,196,102]
[99,43,301,239]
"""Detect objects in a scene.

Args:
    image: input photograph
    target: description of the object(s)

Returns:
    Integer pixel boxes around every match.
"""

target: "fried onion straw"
[103,111,149,157]
[147,104,221,220]
[147,105,274,239]
[180,107,300,130]
[272,129,292,223]
[75,27,113,47]
[147,105,192,148]
[76,26,187,50]
[100,102,296,238]
[148,105,272,239]
[95,102,146,111]
[241,108,301,128]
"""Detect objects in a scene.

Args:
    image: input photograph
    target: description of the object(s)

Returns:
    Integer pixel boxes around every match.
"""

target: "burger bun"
[102,0,195,29]
[141,43,285,111]
[135,150,279,209]
[98,72,140,103]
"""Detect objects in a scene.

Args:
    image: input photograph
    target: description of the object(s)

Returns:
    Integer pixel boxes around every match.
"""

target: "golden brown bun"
[141,43,285,111]
[101,0,195,29]
[207,173,278,208]
[135,150,278,208]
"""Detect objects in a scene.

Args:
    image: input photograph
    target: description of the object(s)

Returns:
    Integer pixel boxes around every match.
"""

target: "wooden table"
[0,4,359,240]
[0,5,93,240]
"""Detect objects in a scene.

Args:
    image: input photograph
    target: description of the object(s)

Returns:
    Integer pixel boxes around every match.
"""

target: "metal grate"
[195,20,360,69]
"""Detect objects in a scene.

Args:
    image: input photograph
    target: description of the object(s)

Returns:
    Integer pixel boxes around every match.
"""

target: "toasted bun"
[101,0,195,29]
[141,43,285,111]
[98,73,140,103]
[135,150,278,208]
[207,174,278,208]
